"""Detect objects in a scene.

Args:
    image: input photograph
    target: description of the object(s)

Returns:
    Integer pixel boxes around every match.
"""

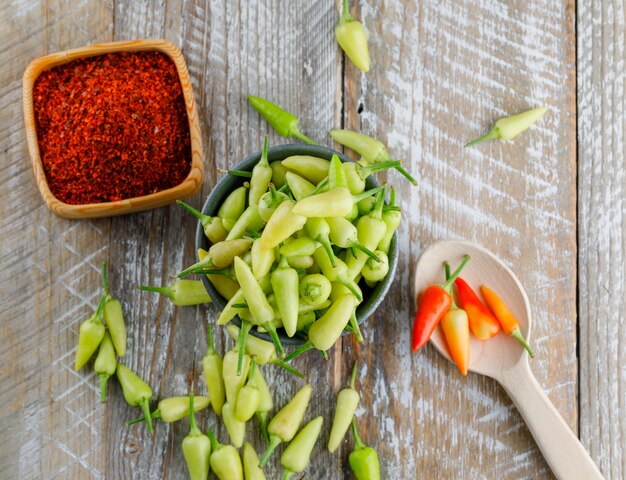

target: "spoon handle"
[498,359,604,480]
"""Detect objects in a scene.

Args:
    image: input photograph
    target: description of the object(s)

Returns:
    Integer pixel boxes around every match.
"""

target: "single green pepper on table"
[281,416,324,480]
[465,106,548,146]
[328,361,360,452]
[127,395,210,426]
[116,363,154,434]
[248,95,317,145]
[182,394,212,480]
[243,442,267,480]
[93,331,116,402]
[139,279,212,306]
[349,420,380,480]
[336,0,370,72]
[206,428,244,480]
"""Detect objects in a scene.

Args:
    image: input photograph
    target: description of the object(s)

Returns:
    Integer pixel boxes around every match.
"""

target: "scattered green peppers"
[248,95,316,145]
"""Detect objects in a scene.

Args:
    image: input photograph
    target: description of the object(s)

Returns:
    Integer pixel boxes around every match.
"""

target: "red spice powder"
[33,51,191,205]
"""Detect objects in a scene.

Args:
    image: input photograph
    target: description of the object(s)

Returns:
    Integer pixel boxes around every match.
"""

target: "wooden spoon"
[414,240,603,480]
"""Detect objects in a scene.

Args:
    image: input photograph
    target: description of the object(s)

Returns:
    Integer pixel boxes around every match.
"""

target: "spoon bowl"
[414,240,603,480]
[414,240,531,378]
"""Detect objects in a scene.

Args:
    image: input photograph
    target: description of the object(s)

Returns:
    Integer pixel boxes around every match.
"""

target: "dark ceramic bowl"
[196,144,398,345]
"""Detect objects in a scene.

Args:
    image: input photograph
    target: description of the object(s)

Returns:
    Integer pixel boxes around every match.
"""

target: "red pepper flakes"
[33,51,191,205]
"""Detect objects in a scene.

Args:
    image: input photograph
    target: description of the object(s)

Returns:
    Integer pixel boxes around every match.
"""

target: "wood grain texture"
[578,1,626,479]
[340,0,577,478]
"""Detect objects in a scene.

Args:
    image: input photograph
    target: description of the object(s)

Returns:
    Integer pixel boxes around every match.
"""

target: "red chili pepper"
[412,255,470,352]
[454,277,501,340]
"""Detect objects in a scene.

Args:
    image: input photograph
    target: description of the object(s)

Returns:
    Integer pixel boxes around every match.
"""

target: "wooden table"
[1,1,623,478]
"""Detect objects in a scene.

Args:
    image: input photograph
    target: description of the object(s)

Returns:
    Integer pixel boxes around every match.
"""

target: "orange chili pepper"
[412,255,470,352]
[455,277,500,340]
[480,285,534,357]
[439,262,470,375]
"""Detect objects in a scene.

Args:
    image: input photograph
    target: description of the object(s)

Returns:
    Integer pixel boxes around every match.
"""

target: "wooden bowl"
[22,39,204,219]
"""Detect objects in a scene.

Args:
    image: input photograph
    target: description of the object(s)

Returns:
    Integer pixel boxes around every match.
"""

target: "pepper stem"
[101,261,109,295]
[320,236,337,267]
[194,267,232,276]
[175,257,214,278]
[352,186,383,204]
[339,279,362,302]
[139,285,171,296]
[227,169,253,178]
[282,471,295,480]
[207,324,216,355]
[263,321,285,358]
[177,200,210,225]
[205,428,221,451]
[248,358,257,382]
[126,407,162,427]
[351,419,366,450]
[511,328,535,358]
[310,177,330,196]
[237,320,253,376]
[292,129,317,145]
[360,160,402,178]
[257,411,270,443]
[389,187,396,206]
[349,312,363,342]
[283,341,313,362]
[318,349,329,360]
[465,127,500,147]
[393,164,418,185]
[139,398,153,434]
[443,262,458,309]
[349,361,358,389]
[98,374,109,403]
[341,0,353,21]
[259,435,282,467]
[188,393,201,435]
[372,186,386,219]
[273,359,305,378]
[441,255,471,292]
[353,241,381,262]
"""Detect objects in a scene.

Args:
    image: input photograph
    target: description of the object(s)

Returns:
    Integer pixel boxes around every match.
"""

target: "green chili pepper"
[218,185,248,231]
[253,365,274,442]
[198,249,241,300]
[182,394,212,480]
[235,358,260,422]
[97,262,127,358]
[279,236,320,257]
[139,279,212,306]
[305,218,336,266]
[222,402,246,448]
[292,187,353,218]
[74,297,106,371]
[248,95,316,145]
[93,331,116,402]
[328,362,360,452]
[281,416,324,480]
[116,363,153,434]
[217,289,245,326]
[243,442,267,480]
[343,160,401,194]
[225,325,304,377]
[284,172,317,201]
[296,311,317,332]
[127,395,211,426]
[466,106,548,147]
[259,200,307,250]
[349,420,380,480]
[270,161,289,189]
[225,204,266,241]
[330,129,417,184]
[362,250,389,283]
[336,0,370,72]
[177,200,229,244]
[312,248,362,301]
[357,195,376,215]
[222,348,251,406]
[282,155,330,184]
[259,384,313,467]
[177,239,253,278]
[251,238,275,280]
[203,324,226,416]
[378,187,401,254]
[258,184,289,222]
[328,154,348,190]
[284,294,356,360]
[270,255,300,337]
[234,257,275,326]
[249,137,273,206]
[346,189,388,280]
[286,255,314,270]
[206,428,244,480]
[327,216,380,262]
[299,274,332,307]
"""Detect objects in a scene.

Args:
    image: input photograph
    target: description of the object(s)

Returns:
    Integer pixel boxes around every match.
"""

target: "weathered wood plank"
[340,0,577,478]
[578,1,626,479]
[0,1,114,479]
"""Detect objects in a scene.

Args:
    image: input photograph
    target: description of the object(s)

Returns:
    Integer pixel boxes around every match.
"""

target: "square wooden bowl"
[22,39,204,219]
